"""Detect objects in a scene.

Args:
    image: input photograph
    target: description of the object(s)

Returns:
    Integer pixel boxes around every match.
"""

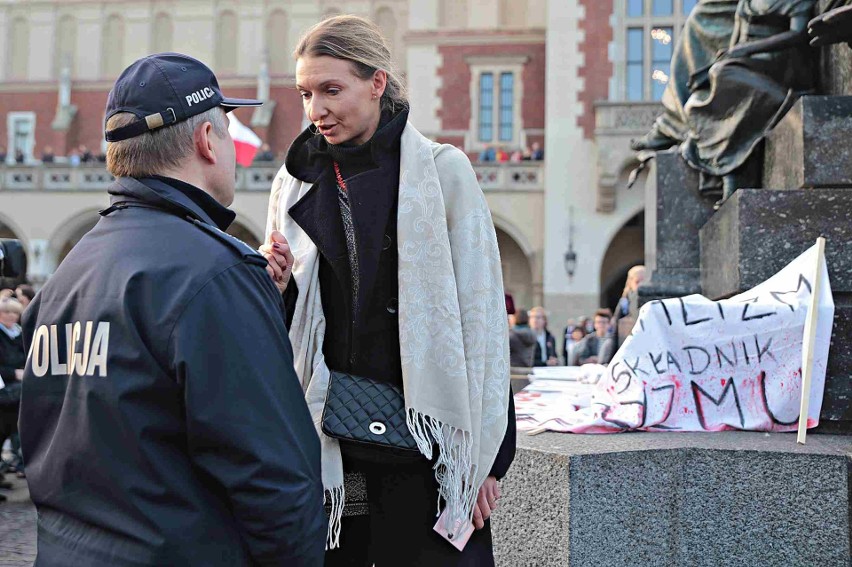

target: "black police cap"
[104,52,262,142]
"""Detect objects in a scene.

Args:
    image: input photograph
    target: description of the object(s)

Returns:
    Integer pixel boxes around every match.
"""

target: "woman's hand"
[259,230,294,294]
[473,476,501,530]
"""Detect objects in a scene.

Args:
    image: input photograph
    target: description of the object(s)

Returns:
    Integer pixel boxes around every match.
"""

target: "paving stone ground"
[0,475,36,566]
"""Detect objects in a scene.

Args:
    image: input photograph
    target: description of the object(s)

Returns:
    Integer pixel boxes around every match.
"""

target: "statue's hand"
[809,5,852,47]
[726,45,748,59]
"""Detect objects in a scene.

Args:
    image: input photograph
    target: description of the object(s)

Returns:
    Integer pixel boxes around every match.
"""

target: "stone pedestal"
[701,189,852,424]
[639,151,717,304]
[764,96,852,190]
[492,432,852,566]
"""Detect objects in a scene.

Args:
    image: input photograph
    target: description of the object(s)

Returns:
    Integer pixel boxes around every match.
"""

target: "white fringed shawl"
[265,122,510,548]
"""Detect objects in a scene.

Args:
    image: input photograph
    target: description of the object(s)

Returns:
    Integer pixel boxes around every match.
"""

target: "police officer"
[19,53,325,566]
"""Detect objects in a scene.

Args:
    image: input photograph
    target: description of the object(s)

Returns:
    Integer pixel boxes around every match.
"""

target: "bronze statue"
[631,0,740,153]
[681,0,817,203]
[809,0,852,47]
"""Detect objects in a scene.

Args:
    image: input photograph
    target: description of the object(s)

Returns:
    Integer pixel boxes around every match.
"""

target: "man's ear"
[194,121,217,165]
[372,69,388,99]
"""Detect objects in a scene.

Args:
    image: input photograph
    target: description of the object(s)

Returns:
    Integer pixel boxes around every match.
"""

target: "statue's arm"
[809,5,852,47]
[727,15,811,58]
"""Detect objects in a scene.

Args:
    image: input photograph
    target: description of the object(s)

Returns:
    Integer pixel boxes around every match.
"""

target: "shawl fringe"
[325,484,345,550]
[406,408,478,529]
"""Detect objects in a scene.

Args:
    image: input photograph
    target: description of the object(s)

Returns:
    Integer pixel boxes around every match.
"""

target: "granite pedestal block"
[639,151,717,305]
[701,189,852,424]
[764,96,852,190]
[492,432,852,567]
[701,189,852,297]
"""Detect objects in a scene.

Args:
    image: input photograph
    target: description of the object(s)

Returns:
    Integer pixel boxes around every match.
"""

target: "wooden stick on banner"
[797,237,827,445]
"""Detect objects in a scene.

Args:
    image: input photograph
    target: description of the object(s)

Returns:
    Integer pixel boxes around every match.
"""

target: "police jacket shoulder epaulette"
[188,219,268,268]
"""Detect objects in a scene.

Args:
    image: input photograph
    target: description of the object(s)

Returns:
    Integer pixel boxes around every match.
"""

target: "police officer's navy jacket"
[19,176,326,566]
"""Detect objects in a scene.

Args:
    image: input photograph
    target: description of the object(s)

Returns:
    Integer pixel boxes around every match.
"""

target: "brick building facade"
[1,0,698,332]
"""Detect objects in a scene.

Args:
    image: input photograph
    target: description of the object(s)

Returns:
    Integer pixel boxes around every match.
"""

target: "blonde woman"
[262,15,515,566]
[612,264,646,347]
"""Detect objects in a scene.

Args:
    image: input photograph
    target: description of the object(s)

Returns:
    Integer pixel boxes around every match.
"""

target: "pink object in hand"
[433,508,475,552]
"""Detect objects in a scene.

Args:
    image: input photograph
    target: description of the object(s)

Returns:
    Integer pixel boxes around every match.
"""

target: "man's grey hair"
[106,107,228,178]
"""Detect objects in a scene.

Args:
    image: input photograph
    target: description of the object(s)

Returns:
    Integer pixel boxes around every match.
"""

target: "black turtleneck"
[149,175,236,231]
[284,108,408,184]
[324,110,396,179]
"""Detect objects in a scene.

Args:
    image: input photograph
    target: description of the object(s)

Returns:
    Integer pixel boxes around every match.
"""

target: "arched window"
[216,11,238,75]
[267,10,289,75]
[440,0,467,28]
[374,7,397,58]
[55,15,77,77]
[152,12,173,54]
[102,15,125,78]
[9,17,29,80]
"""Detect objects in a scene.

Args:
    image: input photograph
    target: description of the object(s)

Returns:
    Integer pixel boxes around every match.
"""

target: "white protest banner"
[529,242,833,434]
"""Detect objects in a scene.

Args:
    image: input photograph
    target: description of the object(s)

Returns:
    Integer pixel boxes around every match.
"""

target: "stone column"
[638,150,717,305]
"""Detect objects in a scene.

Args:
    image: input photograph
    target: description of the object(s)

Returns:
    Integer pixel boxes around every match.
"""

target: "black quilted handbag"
[321,371,422,463]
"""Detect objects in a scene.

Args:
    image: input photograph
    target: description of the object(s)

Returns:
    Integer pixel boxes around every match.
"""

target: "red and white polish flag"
[228,113,262,167]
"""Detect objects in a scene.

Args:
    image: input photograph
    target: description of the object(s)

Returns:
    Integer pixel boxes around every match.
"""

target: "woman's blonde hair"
[294,15,409,113]
[622,265,646,298]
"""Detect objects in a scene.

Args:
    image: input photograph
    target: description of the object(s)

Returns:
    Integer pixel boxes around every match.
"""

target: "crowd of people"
[477,141,544,163]
[0,144,106,166]
[508,265,646,369]
[0,284,32,502]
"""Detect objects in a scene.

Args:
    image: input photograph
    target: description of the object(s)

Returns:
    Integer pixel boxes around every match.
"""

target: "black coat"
[509,325,537,368]
[20,177,325,566]
[0,327,25,381]
[283,111,516,481]
[532,330,558,366]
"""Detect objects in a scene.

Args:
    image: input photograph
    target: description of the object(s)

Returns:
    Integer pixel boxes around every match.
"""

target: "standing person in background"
[531,142,544,160]
[571,309,616,366]
[41,146,56,163]
[255,143,275,162]
[78,144,93,163]
[612,265,645,347]
[0,299,25,481]
[261,15,515,565]
[510,310,537,368]
[0,299,25,383]
[505,293,516,320]
[14,284,34,310]
[561,318,581,365]
[529,307,558,367]
[565,327,588,366]
[478,145,496,162]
